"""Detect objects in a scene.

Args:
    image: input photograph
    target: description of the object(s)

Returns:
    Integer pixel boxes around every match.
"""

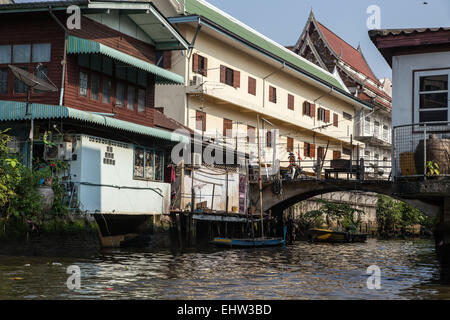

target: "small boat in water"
[211,237,285,248]
[308,228,367,243]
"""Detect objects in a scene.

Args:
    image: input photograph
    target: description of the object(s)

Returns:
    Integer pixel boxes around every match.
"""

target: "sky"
[206,0,450,80]
[14,0,450,80]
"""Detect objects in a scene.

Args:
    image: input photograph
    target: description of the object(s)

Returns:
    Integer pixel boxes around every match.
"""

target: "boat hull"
[308,229,367,243]
[211,237,285,248]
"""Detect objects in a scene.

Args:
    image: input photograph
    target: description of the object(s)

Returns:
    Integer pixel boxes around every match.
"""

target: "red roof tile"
[317,22,380,84]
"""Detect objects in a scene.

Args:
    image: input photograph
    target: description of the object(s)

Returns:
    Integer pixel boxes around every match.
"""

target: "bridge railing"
[248,158,392,183]
[392,121,450,180]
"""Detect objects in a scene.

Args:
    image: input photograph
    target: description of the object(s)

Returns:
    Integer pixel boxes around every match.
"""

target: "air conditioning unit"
[190,75,200,86]
[44,142,72,161]
[192,153,202,168]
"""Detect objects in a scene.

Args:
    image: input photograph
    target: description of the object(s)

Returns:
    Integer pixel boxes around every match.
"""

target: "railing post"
[423,123,427,180]
[359,157,365,182]
[392,126,396,181]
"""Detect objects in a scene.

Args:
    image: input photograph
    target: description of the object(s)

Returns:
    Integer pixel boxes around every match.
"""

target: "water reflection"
[0,239,448,300]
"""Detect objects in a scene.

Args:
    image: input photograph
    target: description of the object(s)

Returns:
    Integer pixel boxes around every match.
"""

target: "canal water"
[0,239,449,300]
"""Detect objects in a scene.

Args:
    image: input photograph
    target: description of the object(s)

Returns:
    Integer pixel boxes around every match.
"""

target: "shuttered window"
[220,65,240,88]
[303,101,315,117]
[223,118,232,138]
[269,86,277,103]
[333,150,342,160]
[287,137,294,152]
[248,76,256,95]
[196,110,206,132]
[333,113,339,127]
[266,130,272,148]
[304,142,316,158]
[193,53,208,76]
[288,94,295,110]
[317,146,325,160]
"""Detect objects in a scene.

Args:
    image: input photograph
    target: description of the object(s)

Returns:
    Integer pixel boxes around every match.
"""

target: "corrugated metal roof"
[369,27,450,38]
[183,0,347,91]
[0,101,190,144]
[67,35,184,85]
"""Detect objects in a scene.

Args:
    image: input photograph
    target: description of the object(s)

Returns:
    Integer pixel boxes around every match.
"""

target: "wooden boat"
[211,237,285,248]
[308,228,367,243]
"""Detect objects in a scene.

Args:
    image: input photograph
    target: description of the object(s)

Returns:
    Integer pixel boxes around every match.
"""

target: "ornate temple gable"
[294,11,392,107]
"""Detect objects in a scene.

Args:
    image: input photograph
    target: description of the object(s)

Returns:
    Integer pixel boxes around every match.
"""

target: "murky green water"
[0,239,448,300]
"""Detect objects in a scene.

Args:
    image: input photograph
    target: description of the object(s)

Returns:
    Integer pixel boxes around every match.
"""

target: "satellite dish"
[8,65,58,92]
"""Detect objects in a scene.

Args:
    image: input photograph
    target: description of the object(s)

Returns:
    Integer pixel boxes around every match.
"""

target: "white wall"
[71,135,171,215]
[392,51,450,127]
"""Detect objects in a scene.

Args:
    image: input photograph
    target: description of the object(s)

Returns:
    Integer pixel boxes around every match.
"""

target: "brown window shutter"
[304,142,308,157]
[220,65,226,83]
[269,86,274,102]
[333,113,338,127]
[196,110,206,131]
[192,53,199,73]
[302,101,307,115]
[266,131,272,148]
[223,118,232,137]
[233,70,240,88]
[333,150,342,160]
[287,137,294,152]
[317,108,321,121]
[247,125,255,144]
[288,94,294,110]
[203,57,208,77]
[163,51,172,69]
[310,103,316,118]
[325,110,330,123]
[310,144,316,158]
[248,77,256,95]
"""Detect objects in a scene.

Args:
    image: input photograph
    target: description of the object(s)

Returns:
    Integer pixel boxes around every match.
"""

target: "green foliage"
[426,161,440,177]
[376,194,435,237]
[306,199,364,232]
[0,129,22,209]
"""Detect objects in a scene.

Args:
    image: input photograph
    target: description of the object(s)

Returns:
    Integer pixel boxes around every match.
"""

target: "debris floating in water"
[9,277,24,280]
[52,262,62,266]
[24,264,31,267]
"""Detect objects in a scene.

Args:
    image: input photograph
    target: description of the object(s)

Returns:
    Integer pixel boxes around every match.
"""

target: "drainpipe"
[48,7,68,106]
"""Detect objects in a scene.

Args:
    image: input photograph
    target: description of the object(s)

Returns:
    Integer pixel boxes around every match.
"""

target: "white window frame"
[414,69,450,124]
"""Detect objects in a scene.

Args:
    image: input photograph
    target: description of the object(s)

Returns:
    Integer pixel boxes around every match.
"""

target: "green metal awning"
[66,35,184,85]
[0,101,190,144]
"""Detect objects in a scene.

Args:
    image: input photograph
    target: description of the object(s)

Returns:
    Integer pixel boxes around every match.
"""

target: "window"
[247,125,255,144]
[134,148,164,182]
[333,113,339,127]
[374,121,380,138]
[0,45,11,64]
[317,107,326,121]
[220,65,240,88]
[304,142,315,158]
[32,43,51,62]
[415,70,449,123]
[116,82,125,107]
[193,53,207,76]
[364,116,371,135]
[317,146,325,160]
[90,74,100,101]
[343,112,352,120]
[383,125,389,141]
[127,85,135,110]
[266,130,272,148]
[287,137,294,152]
[102,77,111,104]
[223,118,232,138]
[14,66,28,94]
[268,86,277,103]
[137,89,146,112]
[333,150,342,160]
[13,44,31,63]
[0,68,8,94]
[79,71,88,97]
[288,94,294,110]
[225,67,234,86]
[248,77,256,96]
[196,110,206,132]
[303,101,315,117]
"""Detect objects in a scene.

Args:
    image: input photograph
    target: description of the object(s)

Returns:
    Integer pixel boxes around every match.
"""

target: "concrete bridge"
[250,178,449,218]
